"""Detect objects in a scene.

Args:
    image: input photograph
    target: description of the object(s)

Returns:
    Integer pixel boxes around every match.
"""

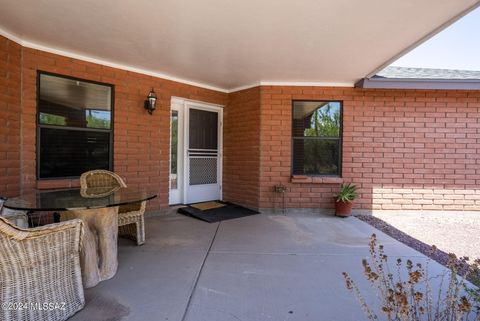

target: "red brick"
[256,85,480,211]
[2,33,480,212]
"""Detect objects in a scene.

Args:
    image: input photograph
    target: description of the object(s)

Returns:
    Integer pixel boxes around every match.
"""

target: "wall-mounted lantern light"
[144,88,157,114]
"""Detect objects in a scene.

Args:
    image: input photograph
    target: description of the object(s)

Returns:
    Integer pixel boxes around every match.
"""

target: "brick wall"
[223,87,261,209]
[3,32,480,213]
[2,34,228,211]
[21,48,228,210]
[259,86,480,212]
[0,36,21,197]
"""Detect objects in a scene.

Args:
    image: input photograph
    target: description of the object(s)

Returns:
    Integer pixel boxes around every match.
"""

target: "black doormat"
[178,201,259,223]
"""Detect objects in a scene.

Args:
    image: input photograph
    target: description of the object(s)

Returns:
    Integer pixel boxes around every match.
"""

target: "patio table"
[3,187,157,288]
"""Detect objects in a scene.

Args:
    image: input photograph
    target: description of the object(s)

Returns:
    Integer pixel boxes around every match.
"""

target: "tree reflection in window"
[292,101,342,176]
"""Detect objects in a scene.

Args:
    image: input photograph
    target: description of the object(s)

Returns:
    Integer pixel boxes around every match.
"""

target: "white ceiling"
[0,0,479,92]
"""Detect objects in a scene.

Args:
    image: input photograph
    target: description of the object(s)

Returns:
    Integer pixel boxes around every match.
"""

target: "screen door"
[184,104,222,203]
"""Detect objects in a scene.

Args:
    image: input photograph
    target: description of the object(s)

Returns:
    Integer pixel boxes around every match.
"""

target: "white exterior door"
[169,98,223,205]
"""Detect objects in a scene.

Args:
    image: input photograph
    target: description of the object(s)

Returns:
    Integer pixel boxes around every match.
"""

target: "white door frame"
[169,100,184,205]
[169,97,223,205]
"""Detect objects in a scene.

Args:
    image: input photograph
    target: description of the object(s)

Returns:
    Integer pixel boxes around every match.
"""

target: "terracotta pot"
[335,200,353,217]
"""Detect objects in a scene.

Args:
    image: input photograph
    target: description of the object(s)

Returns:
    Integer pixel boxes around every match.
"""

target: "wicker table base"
[62,207,119,288]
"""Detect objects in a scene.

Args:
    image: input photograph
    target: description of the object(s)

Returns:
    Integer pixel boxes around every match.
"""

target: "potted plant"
[335,183,357,217]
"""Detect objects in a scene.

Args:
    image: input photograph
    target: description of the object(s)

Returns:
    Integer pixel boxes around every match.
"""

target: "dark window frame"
[36,71,115,180]
[291,100,343,177]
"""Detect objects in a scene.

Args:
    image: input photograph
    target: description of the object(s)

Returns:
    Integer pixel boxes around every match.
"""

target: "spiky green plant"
[336,183,358,202]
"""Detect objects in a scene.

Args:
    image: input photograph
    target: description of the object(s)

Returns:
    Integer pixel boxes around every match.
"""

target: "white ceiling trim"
[0,27,229,93]
[0,27,356,94]
[23,42,230,93]
[227,83,261,93]
[228,81,354,93]
[0,27,23,47]
[259,81,354,88]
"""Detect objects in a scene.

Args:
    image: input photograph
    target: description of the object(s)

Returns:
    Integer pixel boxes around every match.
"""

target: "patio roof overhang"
[0,0,479,92]
[355,78,480,90]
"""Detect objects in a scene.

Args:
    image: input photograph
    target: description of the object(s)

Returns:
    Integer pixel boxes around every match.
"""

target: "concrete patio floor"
[69,212,447,321]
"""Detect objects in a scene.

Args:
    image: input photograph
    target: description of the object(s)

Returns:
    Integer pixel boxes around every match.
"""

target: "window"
[37,72,113,179]
[292,101,342,176]
[170,110,178,189]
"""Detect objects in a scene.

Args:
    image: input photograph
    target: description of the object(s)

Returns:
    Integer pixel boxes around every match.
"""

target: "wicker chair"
[0,197,29,228]
[80,170,146,245]
[0,216,85,321]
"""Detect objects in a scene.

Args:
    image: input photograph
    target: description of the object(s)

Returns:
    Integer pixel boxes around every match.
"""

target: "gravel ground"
[356,212,480,280]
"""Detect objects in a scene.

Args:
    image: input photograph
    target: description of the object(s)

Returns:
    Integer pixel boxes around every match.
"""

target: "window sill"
[290,175,343,184]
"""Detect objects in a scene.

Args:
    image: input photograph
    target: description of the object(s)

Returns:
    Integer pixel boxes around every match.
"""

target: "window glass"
[39,128,110,178]
[39,113,66,126]
[292,139,340,175]
[37,73,113,179]
[170,111,178,189]
[292,102,340,137]
[39,73,111,129]
[188,109,218,150]
[292,101,342,176]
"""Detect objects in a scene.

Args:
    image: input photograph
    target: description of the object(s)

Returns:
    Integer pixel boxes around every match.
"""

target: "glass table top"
[3,187,158,211]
